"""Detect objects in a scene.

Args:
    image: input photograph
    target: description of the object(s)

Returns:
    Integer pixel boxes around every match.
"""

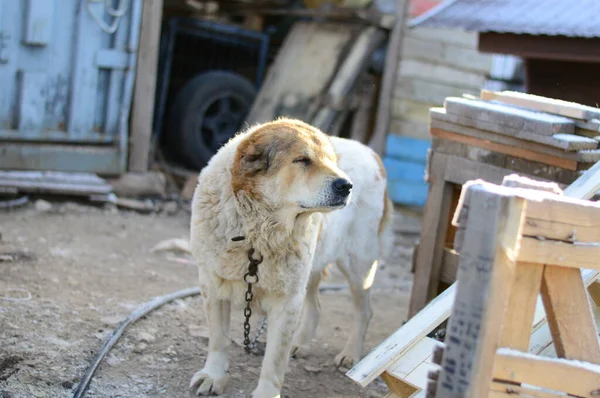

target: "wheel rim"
[194,92,250,153]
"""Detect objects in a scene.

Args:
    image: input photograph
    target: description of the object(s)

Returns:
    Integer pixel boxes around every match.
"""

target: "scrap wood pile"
[430,90,600,174]
[244,19,388,144]
[346,162,600,397]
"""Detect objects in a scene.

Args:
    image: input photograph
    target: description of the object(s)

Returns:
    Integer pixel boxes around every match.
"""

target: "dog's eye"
[293,157,312,166]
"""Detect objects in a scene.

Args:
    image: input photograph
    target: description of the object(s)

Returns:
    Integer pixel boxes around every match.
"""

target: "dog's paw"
[290,344,311,359]
[333,351,358,370]
[189,369,229,396]
[251,379,281,398]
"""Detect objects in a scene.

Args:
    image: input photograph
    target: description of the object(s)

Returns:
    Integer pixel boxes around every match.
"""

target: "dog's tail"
[377,188,395,262]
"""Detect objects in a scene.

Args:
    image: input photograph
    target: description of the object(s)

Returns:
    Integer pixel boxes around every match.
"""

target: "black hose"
[72,287,202,398]
[72,283,347,397]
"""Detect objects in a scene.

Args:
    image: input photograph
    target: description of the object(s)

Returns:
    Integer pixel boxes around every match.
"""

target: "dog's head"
[231,119,352,213]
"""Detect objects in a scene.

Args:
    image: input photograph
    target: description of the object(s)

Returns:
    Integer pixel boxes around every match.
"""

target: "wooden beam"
[430,128,579,170]
[498,262,544,351]
[346,282,456,387]
[480,89,600,121]
[408,152,455,318]
[129,0,163,172]
[436,183,526,398]
[540,265,600,363]
[369,0,408,156]
[478,32,600,63]
[381,371,419,397]
[493,348,600,398]
[563,159,600,199]
[518,238,600,270]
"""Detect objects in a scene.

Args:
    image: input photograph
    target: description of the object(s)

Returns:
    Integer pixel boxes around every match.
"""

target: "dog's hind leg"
[291,267,324,358]
[333,258,376,368]
[252,293,303,398]
[190,294,231,396]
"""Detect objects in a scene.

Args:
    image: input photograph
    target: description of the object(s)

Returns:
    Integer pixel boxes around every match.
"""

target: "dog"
[189,118,393,397]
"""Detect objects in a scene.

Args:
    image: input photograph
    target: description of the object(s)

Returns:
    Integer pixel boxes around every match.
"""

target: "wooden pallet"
[429,176,600,397]
[346,162,600,397]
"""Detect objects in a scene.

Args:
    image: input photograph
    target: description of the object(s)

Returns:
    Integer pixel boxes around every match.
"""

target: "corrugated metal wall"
[0,0,143,175]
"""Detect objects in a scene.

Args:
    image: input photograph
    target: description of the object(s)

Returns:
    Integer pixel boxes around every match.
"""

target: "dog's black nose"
[332,178,353,196]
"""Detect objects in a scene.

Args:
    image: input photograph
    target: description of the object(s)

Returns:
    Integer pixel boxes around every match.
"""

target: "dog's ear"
[238,140,276,173]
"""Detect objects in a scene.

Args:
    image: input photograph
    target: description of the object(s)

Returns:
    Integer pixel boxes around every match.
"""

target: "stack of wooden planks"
[430,90,600,174]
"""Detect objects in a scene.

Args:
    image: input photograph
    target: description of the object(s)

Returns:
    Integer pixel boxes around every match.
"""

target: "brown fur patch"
[378,187,393,237]
[231,119,338,198]
[372,152,387,180]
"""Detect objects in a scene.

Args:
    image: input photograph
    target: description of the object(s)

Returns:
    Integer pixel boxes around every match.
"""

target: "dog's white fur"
[189,118,393,397]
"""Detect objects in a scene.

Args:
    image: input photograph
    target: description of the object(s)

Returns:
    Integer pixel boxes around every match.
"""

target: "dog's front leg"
[252,293,303,398]
[190,295,231,395]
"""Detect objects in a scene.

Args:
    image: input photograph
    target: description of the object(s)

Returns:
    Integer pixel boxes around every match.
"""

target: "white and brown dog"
[189,118,393,397]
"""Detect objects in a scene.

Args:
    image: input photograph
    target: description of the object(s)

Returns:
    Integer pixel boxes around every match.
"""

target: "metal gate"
[0,0,143,175]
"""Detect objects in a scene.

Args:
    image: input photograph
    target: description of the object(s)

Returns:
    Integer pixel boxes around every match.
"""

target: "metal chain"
[243,248,263,354]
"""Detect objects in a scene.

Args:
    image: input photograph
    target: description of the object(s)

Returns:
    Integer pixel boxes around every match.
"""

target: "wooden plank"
[369,0,409,156]
[490,381,573,398]
[246,22,354,125]
[349,74,377,144]
[589,280,600,307]
[493,348,600,398]
[312,26,385,132]
[481,89,600,121]
[381,371,420,398]
[433,109,597,152]
[563,160,600,199]
[445,97,576,137]
[346,283,456,387]
[440,248,458,284]
[387,337,441,380]
[406,27,478,49]
[24,0,54,46]
[389,120,430,140]
[408,152,454,318]
[394,77,479,106]
[129,0,163,172]
[430,128,578,170]
[540,265,600,363]
[327,27,385,110]
[391,98,434,124]
[519,238,600,271]
[436,183,526,398]
[17,71,46,132]
[399,60,486,89]
[430,109,588,163]
[402,36,492,74]
[443,154,529,186]
[498,262,544,351]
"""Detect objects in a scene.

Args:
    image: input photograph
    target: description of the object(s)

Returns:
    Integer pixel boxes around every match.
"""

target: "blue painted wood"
[68,1,104,137]
[0,0,8,63]
[383,156,427,183]
[17,71,46,132]
[385,135,431,163]
[388,179,429,207]
[96,49,129,69]
[24,0,54,46]
[0,0,142,173]
[0,143,122,174]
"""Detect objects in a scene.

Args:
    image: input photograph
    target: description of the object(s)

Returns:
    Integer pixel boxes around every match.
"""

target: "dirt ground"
[0,200,421,398]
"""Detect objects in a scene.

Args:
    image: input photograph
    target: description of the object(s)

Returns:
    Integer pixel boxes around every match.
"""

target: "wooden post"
[129,0,163,172]
[436,183,526,398]
[368,0,408,156]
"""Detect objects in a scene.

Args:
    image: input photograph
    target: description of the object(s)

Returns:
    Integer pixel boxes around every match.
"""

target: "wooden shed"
[410,0,600,108]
